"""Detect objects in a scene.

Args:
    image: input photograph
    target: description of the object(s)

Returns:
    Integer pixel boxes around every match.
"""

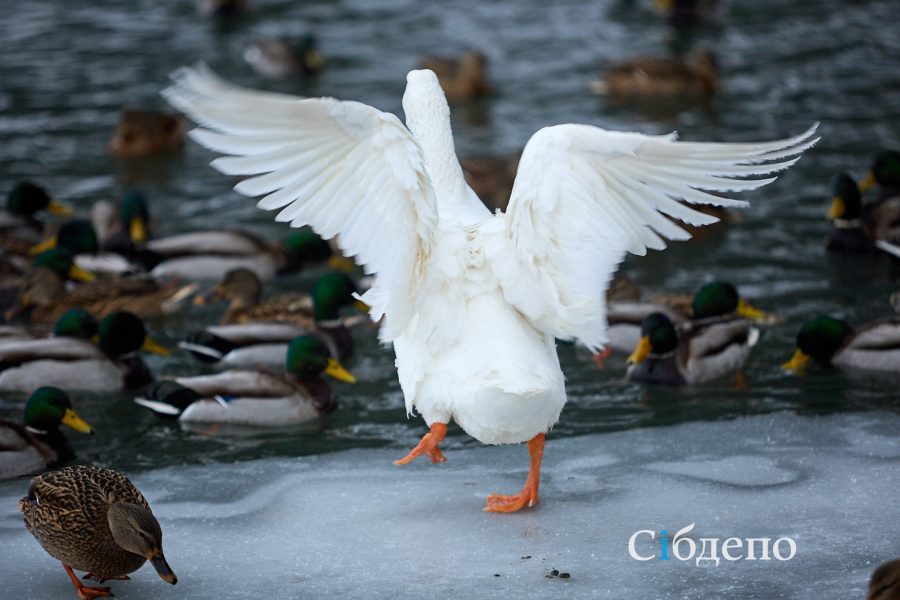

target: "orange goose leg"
[394,423,448,465]
[63,565,112,600]
[485,433,545,513]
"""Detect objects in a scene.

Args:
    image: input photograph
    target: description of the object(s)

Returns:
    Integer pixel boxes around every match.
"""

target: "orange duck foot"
[592,346,613,369]
[83,574,130,583]
[484,433,545,514]
[394,423,448,465]
[64,565,113,600]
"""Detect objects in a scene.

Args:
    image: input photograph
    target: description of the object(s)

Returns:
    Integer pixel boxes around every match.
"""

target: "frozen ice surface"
[1,411,897,599]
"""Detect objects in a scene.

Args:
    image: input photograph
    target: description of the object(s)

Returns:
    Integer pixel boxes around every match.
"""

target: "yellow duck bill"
[61,408,93,434]
[325,358,357,383]
[782,348,811,372]
[628,336,652,365]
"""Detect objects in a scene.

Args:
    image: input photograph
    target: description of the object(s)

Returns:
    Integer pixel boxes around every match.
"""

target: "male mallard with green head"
[1,181,72,245]
[19,465,176,599]
[0,387,93,480]
[136,335,353,425]
[626,282,762,384]
[783,315,900,373]
[148,228,349,281]
[182,270,367,368]
[605,280,765,355]
[0,311,169,392]
[859,150,900,202]
[826,172,900,256]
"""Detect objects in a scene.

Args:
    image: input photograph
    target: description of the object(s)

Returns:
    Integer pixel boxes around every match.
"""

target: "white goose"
[163,65,817,512]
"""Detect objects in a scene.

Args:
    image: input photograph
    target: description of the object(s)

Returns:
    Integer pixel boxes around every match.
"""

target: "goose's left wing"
[485,123,817,350]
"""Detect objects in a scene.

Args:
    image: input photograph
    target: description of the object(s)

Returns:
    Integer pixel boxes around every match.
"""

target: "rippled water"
[1,0,899,471]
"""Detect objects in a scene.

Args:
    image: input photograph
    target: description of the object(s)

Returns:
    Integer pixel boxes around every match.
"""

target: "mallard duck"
[148,228,349,281]
[826,173,900,255]
[28,219,141,276]
[182,270,365,366]
[19,465,176,599]
[244,34,322,79]
[418,51,493,100]
[604,280,766,355]
[782,315,900,373]
[1,181,72,247]
[589,48,721,100]
[0,311,168,392]
[0,387,92,480]
[868,558,900,600]
[625,299,760,385]
[136,335,353,425]
[91,191,152,253]
[9,262,195,324]
[164,64,814,512]
[859,150,900,202]
[109,109,185,158]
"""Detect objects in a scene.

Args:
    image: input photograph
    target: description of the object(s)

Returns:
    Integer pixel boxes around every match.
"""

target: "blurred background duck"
[29,218,142,276]
[589,47,721,100]
[602,280,767,357]
[148,228,350,281]
[0,386,93,480]
[91,191,153,255]
[9,257,195,324]
[783,315,900,373]
[136,335,353,425]
[1,181,71,248]
[460,152,520,212]
[826,173,900,258]
[859,150,900,203]
[109,109,185,158]
[418,51,493,101]
[625,308,759,385]
[0,311,169,392]
[181,270,367,368]
[19,465,176,599]
[244,34,322,79]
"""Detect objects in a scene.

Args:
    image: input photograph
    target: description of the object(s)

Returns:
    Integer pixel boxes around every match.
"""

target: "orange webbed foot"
[64,565,114,600]
[484,433,545,514]
[394,423,448,465]
[592,346,613,369]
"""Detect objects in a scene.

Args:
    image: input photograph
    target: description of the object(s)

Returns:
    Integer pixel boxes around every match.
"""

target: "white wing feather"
[488,123,818,350]
[162,65,437,340]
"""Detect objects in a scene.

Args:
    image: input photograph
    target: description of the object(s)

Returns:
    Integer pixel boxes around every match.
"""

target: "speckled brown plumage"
[461,153,520,212]
[15,267,193,323]
[109,109,185,158]
[18,466,152,578]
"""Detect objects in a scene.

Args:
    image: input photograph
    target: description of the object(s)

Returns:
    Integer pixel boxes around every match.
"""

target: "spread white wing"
[162,65,437,340]
[486,123,818,350]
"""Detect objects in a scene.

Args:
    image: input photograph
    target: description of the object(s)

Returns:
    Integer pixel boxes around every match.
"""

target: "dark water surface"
[1,0,898,471]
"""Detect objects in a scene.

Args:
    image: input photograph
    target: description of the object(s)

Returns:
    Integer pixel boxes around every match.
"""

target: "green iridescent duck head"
[827,173,862,221]
[31,248,94,282]
[286,335,356,383]
[23,386,93,434]
[278,229,353,274]
[692,281,766,321]
[782,315,854,372]
[311,273,368,322]
[120,191,150,243]
[96,311,169,358]
[6,182,71,217]
[859,150,900,192]
[54,308,98,340]
[628,312,679,364]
